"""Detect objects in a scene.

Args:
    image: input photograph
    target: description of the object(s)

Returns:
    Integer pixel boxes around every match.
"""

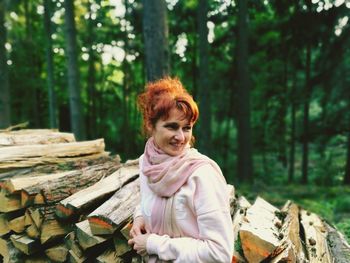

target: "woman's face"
[151,108,193,156]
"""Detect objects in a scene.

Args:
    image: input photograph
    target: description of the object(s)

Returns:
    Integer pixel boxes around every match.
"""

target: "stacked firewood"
[0,129,141,262]
[0,129,349,262]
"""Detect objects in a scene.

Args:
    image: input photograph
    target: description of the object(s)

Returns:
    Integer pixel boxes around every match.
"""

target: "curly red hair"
[138,77,199,136]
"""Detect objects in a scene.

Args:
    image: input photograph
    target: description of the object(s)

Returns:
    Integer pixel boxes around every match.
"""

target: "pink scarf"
[142,137,223,237]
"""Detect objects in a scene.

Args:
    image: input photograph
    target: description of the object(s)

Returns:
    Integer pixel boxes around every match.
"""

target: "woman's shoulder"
[189,162,226,187]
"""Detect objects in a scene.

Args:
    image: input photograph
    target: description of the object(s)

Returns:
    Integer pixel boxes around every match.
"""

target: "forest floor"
[236,182,350,242]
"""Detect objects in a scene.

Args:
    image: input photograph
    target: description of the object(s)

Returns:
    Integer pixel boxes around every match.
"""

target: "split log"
[21,160,121,206]
[25,205,71,245]
[113,234,132,257]
[0,139,106,172]
[300,209,332,263]
[0,129,75,147]
[10,234,40,255]
[269,201,307,262]
[0,210,25,236]
[65,231,85,259]
[56,162,139,220]
[96,248,122,263]
[324,222,350,263]
[45,244,69,263]
[75,220,108,251]
[239,197,282,262]
[232,196,251,262]
[8,215,25,234]
[0,237,23,263]
[0,188,21,212]
[88,179,140,235]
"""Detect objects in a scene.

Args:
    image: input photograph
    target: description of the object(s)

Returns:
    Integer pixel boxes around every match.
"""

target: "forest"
[0,0,349,240]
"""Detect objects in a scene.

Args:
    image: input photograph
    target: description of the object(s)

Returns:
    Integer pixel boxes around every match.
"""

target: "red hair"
[138,77,199,136]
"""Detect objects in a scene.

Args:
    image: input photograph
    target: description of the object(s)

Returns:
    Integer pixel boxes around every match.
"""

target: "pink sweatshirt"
[134,155,234,262]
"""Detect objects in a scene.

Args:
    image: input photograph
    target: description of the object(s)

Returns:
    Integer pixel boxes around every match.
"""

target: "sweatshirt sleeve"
[146,165,234,263]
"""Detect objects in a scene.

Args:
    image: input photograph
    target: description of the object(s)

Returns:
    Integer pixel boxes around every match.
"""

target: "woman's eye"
[183,126,192,131]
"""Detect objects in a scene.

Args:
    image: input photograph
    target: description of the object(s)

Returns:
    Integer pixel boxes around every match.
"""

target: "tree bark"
[196,0,211,155]
[288,75,297,183]
[0,0,11,128]
[301,43,311,184]
[344,131,350,185]
[64,0,86,140]
[142,0,169,81]
[236,0,253,182]
[86,0,97,140]
[43,0,57,129]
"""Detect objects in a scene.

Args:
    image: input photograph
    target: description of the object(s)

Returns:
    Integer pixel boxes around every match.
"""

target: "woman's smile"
[151,108,192,156]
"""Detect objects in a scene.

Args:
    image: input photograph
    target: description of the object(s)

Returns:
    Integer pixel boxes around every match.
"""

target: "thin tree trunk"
[86,0,96,139]
[0,0,11,128]
[142,0,169,81]
[64,0,86,140]
[301,43,311,184]
[197,0,211,155]
[236,0,253,182]
[344,132,350,185]
[43,0,57,128]
[288,75,296,183]
[122,0,131,156]
[24,1,40,127]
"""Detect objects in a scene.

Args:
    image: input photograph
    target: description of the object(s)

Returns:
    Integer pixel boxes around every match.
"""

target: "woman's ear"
[145,121,153,135]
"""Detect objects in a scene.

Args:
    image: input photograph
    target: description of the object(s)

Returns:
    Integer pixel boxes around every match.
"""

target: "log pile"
[0,129,349,262]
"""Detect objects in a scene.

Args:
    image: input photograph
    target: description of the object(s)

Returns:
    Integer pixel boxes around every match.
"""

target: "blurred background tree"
[1,0,349,239]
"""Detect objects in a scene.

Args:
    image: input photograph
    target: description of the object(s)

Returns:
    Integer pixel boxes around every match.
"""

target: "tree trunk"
[236,0,253,182]
[301,43,311,184]
[288,76,296,183]
[43,0,57,129]
[64,0,86,140]
[24,1,40,128]
[86,0,96,140]
[344,131,350,185]
[142,0,169,81]
[196,0,211,155]
[0,0,11,128]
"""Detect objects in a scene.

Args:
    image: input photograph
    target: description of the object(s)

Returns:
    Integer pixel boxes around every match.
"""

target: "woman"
[128,77,234,262]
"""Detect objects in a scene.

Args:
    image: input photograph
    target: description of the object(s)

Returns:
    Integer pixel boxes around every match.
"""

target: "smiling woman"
[128,77,234,262]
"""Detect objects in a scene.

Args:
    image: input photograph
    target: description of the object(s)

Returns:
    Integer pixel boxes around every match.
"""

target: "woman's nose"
[174,129,185,141]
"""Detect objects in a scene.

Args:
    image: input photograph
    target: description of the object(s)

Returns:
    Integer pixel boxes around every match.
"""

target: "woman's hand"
[129,216,149,238]
[128,233,150,256]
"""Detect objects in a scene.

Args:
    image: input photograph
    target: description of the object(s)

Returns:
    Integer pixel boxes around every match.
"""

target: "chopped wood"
[68,249,88,263]
[8,215,25,234]
[75,220,108,251]
[10,234,40,255]
[269,200,306,262]
[0,139,106,172]
[232,196,251,262]
[324,222,350,263]
[300,209,332,263]
[96,248,122,263]
[239,197,282,262]
[113,234,132,257]
[65,231,85,259]
[45,244,69,263]
[4,170,74,194]
[0,153,113,181]
[56,163,139,220]
[120,221,133,240]
[21,160,121,206]
[88,179,140,235]
[0,237,23,263]
[0,129,75,147]
[0,188,22,212]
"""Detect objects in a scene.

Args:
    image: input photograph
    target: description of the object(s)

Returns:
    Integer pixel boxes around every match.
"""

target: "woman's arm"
[146,165,234,263]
